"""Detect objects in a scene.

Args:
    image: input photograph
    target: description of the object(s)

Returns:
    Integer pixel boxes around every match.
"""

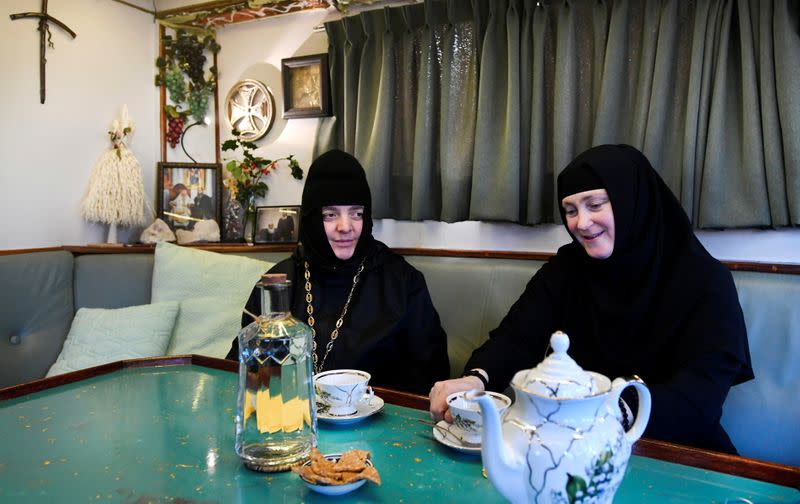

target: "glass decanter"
[234,273,317,472]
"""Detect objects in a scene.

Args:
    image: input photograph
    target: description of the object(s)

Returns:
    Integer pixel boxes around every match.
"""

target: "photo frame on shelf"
[280,53,331,119]
[255,206,301,244]
[156,162,222,233]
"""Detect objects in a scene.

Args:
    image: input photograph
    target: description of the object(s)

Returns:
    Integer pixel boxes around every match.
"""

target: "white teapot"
[467,331,651,504]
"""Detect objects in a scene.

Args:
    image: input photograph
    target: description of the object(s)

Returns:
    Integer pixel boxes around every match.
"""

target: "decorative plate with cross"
[224,79,275,142]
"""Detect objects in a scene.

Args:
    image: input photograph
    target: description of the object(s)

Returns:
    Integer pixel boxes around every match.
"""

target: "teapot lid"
[520,331,599,398]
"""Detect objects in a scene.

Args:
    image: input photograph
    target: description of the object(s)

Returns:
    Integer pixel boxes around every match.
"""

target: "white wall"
[213,9,332,207]
[0,0,159,248]
[2,3,799,263]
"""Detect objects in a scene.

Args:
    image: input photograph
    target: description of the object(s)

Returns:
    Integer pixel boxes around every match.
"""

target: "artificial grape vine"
[155,29,220,148]
[165,113,185,149]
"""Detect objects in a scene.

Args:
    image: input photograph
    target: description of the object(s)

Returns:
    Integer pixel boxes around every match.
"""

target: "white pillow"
[151,242,273,357]
[46,302,180,377]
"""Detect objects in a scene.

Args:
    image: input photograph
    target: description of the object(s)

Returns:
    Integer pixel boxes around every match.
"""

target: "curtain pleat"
[526,4,550,224]
[470,0,521,221]
[701,0,769,227]
[773,0,800,224]
[315,0,800,229]
[519,1,534,223]
[411,2,442,220]
[551,2,581,220]
[342,17,365,153]
[756,0,789,226]
[353,11,392,217]
[437,1,479,222]
[313,23,343,158]
[640,0,683,195]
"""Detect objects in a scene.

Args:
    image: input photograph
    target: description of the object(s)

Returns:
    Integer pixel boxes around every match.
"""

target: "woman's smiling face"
[561,189,615,260]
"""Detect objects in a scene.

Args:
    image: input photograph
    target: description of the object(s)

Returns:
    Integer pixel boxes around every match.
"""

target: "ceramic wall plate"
[317,396,384,425]
[298,454,373,496]
[224,79,275,141]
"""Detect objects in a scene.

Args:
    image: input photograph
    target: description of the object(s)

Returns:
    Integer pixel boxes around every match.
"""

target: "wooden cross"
[10,0,77,104]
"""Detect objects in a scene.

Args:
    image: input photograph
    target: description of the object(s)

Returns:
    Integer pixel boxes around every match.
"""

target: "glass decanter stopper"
[234,273,317,472]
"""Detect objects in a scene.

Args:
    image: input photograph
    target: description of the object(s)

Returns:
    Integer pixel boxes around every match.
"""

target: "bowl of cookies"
[293,448,381,496]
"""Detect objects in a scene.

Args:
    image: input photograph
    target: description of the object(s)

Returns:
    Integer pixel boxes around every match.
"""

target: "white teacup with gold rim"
[447,391,512,444]
[314,369,374,416]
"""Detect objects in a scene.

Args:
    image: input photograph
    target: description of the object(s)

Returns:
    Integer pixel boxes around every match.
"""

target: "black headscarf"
[465,144,752,451]
[554,144,752,385]
[299,150,376,270]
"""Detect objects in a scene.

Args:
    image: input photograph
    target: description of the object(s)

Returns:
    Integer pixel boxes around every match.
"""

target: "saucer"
[431,420,481,454]
[298,453,373,496]
[317,396,384,425]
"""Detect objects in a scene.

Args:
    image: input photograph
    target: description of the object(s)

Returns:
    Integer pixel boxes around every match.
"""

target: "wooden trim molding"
[0,247,63,256]
[632,438,800,489]
[392,248,555,262]
[723,260,800,275]
[60,243,297,255]
[1,245,798,274]
[394,248,800,274]
[2,357,797,487]
[158,23,166,163]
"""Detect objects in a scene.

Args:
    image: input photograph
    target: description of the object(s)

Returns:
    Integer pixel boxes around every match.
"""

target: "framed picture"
[281,53,331,119]
[255,206,301,244]
[157,162,222,233]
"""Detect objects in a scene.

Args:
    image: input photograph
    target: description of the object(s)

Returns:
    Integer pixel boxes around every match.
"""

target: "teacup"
[314,369,374,416]
[447,391,511,444]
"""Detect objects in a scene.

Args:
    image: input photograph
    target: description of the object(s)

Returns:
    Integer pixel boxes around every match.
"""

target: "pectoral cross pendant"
[10,0,77,104]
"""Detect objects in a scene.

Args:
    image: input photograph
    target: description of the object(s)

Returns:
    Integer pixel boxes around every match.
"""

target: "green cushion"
[46,302,180,377]
[150,242,273,357]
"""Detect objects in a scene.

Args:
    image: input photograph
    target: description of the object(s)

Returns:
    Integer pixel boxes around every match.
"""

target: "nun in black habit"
[226,150,450,395]
[429,144,753,454]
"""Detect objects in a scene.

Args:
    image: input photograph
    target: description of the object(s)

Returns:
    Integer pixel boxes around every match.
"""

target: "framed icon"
[280,53,331,119]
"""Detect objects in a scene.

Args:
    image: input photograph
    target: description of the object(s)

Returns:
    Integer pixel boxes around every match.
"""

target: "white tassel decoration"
[80,105,147,241]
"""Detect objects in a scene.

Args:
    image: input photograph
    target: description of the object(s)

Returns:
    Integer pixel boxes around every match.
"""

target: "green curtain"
[315,0,800,228]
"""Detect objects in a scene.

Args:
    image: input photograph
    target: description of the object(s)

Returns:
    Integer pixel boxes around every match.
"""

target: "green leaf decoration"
[566,474,587,504]
[221,130,305,208]
[291,164,304,180]
[226,160,241,177]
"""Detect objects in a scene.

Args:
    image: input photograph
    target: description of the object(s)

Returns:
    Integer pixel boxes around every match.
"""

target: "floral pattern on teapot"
[468,332,652,504]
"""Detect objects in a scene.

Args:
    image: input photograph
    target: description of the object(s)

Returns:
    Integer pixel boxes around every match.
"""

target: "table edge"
[2,355,797,489]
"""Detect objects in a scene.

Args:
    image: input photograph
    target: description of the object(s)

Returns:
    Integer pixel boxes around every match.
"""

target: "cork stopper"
[259,273,288,285]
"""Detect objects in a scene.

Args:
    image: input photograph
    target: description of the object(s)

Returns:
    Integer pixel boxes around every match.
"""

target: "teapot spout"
[465,390,525,503]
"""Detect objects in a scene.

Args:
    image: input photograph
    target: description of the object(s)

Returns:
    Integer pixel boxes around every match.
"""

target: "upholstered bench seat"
[0,248,797,466]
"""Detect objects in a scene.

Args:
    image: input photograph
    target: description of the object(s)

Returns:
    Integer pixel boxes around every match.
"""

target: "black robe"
[466,144,753,454]
[226,241,449,395]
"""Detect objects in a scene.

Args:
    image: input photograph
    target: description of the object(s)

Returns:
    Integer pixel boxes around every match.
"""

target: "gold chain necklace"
[304,260,365,375]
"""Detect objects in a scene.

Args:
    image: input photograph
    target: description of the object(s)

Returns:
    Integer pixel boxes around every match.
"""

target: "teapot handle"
[610,377,652,443]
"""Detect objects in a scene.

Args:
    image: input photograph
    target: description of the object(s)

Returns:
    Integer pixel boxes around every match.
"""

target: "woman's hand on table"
[429,376,485,423]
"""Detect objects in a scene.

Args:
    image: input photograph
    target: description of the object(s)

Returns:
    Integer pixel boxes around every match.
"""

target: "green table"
[1,363,798,503]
